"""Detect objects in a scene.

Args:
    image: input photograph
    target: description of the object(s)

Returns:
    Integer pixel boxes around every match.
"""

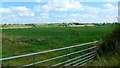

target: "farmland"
[1,24,116,66]
[2,24,115,57]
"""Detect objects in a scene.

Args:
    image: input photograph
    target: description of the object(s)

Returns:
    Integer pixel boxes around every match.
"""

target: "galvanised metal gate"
[0,41,98,68]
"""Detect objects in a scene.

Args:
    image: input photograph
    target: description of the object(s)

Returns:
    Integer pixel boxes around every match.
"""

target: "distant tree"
[102,23,106,25]
[25,24,36,27]
[92,23,101,26]
[2,24,6,27]
[63,22,68,27]
[73,23,80,25]
[68,23,73,25]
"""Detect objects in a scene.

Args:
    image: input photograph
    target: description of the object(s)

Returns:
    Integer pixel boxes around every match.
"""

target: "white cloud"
[0,8,11,14]
[103,3,118,13]
[34,5,51,12]
[57,13,98,23]
[40,13,47,16]
[0,7,34,16]
[70,13,97,19]
[1,14,47,24]
[2,14,21,24]
[52,0,84,11]
[10,6,29,11]
[34,0,84,12]
[40,13,49,20]
[1,7,35,24]
[104,3,114,8]
[18,12,34,16]
[34,0,117,18]
[10,6,34,16]
[1,2,118,24]
[84,6,101,14]
[35,0,43,2]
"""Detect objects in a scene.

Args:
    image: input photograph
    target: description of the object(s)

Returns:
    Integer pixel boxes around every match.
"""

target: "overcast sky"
[0,0,119,24]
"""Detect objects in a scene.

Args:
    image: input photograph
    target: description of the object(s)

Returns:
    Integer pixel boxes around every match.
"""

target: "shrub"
[97,24,120,56]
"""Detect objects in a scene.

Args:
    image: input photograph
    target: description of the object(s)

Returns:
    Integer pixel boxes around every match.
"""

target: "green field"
[2,25,115,66]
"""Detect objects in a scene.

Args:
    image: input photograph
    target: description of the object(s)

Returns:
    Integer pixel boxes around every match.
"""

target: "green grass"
[86,54,118,66]
[2,25,115,66]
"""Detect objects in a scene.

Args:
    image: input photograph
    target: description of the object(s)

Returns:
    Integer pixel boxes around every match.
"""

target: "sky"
[0,0,119,24]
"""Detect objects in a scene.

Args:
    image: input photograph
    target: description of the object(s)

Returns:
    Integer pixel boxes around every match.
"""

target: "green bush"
[97,24,120,56]
[86,24,119,66]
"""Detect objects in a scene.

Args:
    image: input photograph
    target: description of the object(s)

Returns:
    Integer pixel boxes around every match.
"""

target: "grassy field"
[2,25,115,66]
